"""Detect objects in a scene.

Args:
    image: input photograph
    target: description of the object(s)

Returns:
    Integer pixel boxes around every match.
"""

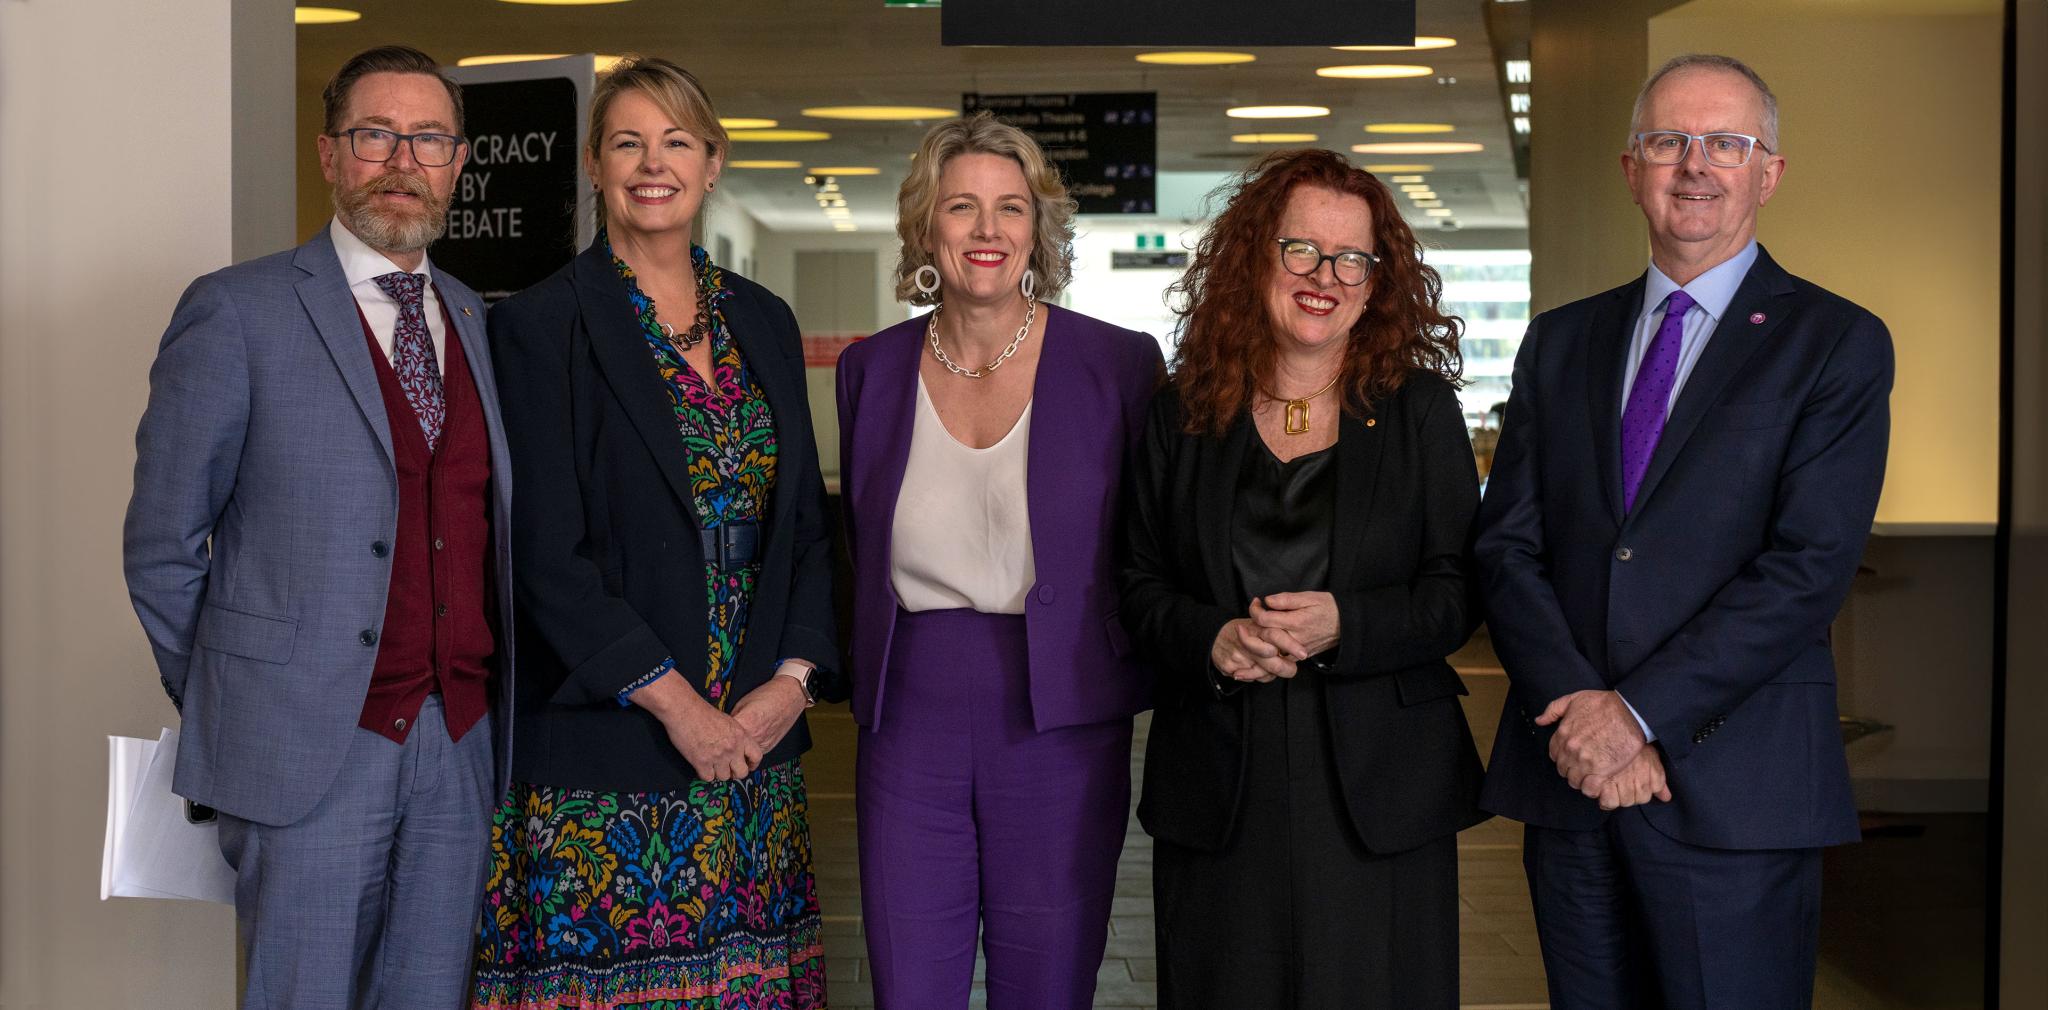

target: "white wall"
[0,0,267,1005]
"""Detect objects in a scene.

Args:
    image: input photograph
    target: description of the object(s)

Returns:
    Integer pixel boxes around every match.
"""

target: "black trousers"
[1153,673,1460,1010]
[1524,813,1824,1010]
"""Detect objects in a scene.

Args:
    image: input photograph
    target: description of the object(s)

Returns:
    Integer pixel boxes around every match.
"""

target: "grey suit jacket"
[124,225,515,827]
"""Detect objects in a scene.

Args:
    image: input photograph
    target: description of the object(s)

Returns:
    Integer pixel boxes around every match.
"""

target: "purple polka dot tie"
[1620,289,1695,513]
[372,272,446,453]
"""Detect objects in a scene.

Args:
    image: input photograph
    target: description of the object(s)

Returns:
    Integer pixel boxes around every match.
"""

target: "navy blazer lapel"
[294,229,394,467]
[1627,249,1796,517]
[571,246,702,523]
[1587,277,1644,525]
[1331,404,1386,576]
[1198,412,1253,606]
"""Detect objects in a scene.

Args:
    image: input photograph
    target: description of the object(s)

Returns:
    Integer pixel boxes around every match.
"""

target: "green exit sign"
[1135,233,1167,249]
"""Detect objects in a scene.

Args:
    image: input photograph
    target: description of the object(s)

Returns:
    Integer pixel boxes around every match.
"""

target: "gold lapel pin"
[461,306,474,317]
[1365,418,1377,427]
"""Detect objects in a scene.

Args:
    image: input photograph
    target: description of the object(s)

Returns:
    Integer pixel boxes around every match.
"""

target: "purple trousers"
[856,608,1133,1009]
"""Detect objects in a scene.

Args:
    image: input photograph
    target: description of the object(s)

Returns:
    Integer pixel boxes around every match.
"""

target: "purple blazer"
[836,304,1163,731]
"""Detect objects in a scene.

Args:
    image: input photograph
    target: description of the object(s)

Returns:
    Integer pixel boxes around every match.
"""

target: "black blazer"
[1475,246,1890,849]
[489,242,840,792]
[1121,371,1488,854]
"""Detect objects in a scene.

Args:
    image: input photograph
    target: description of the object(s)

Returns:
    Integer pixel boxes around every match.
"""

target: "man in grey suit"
[124,45,512,1009]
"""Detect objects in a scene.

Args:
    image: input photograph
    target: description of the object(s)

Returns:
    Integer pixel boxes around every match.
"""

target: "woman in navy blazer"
[836,113,1162,1008]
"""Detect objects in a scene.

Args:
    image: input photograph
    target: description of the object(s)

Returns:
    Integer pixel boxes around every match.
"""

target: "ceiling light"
[728,160,801,169]
[1425,208,1455,217]
[727,129,832,142]
[1316,64,1434,80]
[1505,60,1532,84]
[834,222,860,231]
[1515,116,1532,136]
[1391,175,1426,183]
[1364,163,1434,173]
[295,6,362,23]
[1231,133,1319,143]
[1353,141,1484,155]
[1399,184,1433,193]
[824,209,853,219]
[1407,191,1439,200]
[1509,92,1532,113]
[1136,51,1257,66]
[806,166,882,175]
[1333,36,1457,51]
[720,117,778,130]
[1412,199,1444,208]
[802,106,957,121]
[458,54,626,71]
[1227,105,1331,119]
[1366,123,1455,134]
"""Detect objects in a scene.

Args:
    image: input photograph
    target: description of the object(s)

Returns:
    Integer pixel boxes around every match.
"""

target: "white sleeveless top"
[889,377,1037,614]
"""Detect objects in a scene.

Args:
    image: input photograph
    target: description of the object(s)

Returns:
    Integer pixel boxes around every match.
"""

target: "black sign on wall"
[432,73,584,301]
[963,92,1156,215]
[943,0,1413,47]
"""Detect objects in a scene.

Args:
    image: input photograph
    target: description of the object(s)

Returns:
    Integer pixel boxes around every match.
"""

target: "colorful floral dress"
[472,239,826,1010]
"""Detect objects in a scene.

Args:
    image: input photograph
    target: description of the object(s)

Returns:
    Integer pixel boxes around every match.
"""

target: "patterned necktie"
[1619,289,1696,513]
[372,271,446,453]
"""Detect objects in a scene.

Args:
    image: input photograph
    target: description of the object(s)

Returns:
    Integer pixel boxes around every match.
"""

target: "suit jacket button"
[1614,546,1634,562]
[359,629,378,647]
[393,717,408,732]
[1035,584,1056,605]
[371,541,389,558]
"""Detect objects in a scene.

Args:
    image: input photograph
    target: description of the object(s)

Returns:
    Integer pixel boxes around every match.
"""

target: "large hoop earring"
[913,264,942,297]
[1020,268,1037,301]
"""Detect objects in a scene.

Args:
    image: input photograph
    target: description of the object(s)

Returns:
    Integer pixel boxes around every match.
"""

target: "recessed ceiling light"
[1425,208,1455,217]
[458,54,625,71]
[1316,64,1434,80]
[1366,123,1456,134]
[1333,36,1457,51]
[802,106,956,121]
[1364,163,1434,173]
[1227,105,1331,119]
[728,160,801,169]
[1407,191,1439,200]
[1353,141,1484,154]
[806,166,882,176]
[824,209,853,218]
[719,118,778,130]
[1400,184,1433,193]
[834,222,860,231]
[727,129,832,142]
[1136,51,1257,66]
[1391,175,1426,183]
[295,6,361,23]
[1412,199,1444,208]
[1231,133,1319,143]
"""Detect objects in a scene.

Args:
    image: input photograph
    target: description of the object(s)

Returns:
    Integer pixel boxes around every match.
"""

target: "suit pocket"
[1711,397,1797,431]
[194,603,298,665]
[1394,664,1469,707]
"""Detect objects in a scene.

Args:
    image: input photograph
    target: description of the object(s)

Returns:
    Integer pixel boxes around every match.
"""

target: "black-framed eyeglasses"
[1632,131,1774,168]
[332,127,466,168]
[1276,238,1380,287]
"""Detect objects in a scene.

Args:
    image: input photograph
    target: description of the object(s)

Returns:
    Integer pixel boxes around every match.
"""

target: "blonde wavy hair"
[584,55,728,232]
[893,112,1076,306]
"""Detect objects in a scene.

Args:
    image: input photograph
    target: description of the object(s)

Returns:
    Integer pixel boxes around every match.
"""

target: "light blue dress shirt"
[1614,240,1760,744]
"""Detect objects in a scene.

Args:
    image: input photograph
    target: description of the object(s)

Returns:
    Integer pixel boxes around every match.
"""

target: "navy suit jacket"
[1475,246,1891,850]
[835,305,1162,732]
[124,226,516,826]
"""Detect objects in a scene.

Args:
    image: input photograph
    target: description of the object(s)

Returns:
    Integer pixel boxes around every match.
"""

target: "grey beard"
[333,180,447,254]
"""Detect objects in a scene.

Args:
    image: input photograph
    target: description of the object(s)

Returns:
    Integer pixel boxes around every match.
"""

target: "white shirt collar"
[328,216,436,292]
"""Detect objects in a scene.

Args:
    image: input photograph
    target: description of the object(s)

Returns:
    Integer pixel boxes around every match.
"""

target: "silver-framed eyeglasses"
[1276,238,1380,287]
[333,127,466,168]
[1633,131,1774,168]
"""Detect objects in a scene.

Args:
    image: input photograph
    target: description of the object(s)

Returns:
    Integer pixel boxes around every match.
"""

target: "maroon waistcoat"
[356,297,495,743]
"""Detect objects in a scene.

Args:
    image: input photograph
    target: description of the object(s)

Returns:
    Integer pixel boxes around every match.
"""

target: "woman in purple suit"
[835,112,1163,1008]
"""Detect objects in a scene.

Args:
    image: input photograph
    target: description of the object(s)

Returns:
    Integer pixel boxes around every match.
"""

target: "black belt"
[699,521,762,569]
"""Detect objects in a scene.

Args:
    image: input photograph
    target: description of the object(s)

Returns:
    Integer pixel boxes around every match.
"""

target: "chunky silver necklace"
[926,298,1037,379]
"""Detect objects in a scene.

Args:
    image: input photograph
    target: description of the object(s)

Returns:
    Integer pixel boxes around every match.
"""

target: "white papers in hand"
[101,728,236,903]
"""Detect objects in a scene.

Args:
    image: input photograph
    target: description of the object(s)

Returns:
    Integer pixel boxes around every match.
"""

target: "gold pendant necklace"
[1264,372,1342,435]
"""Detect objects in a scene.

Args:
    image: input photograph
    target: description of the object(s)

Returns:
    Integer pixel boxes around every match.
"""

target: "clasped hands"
[632,664,811,781]
[1210,592,1341,684]
[1537,689,1674,811]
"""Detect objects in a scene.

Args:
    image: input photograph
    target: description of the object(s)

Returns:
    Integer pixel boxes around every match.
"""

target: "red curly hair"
[1167,148,1463,435]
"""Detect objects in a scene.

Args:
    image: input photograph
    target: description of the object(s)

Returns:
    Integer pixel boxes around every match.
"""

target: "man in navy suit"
[124,46,512,1008]
[1476,53,1892,1009]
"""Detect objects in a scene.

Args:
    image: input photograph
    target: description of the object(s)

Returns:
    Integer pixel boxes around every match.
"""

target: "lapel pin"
[1749,312,1766,324]
[462,307,475,317]
[1365,418,1377,427]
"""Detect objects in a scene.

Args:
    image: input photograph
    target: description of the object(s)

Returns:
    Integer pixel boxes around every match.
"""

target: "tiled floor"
[802,648,1986,1009]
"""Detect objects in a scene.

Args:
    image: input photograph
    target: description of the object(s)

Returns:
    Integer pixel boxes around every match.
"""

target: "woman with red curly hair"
[1121,148,1488,1007]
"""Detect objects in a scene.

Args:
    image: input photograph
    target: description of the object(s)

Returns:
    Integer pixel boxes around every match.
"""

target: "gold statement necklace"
[1264,372,1342,435]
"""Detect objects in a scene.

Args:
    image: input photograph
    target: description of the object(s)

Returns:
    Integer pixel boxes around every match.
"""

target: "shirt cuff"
[1617,691,1657,743]
[618,657,677,706]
